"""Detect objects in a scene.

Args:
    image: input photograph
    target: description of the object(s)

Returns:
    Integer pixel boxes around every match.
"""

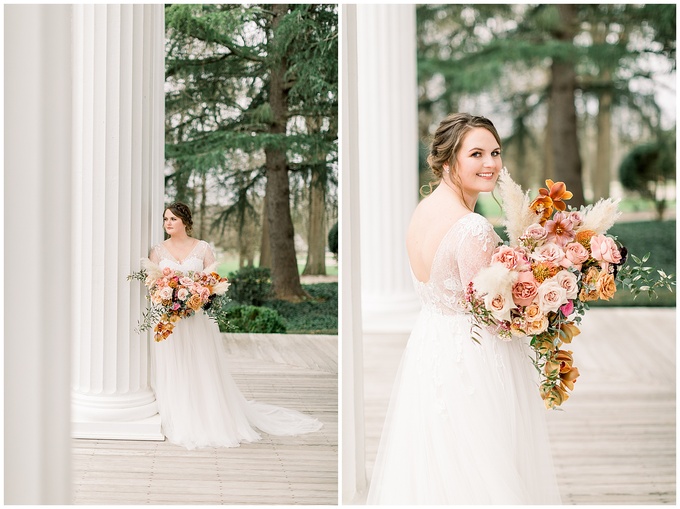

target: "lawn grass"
[216,258,338,278]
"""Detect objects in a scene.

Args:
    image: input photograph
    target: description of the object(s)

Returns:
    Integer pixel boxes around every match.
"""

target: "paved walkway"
[360,308,675,504]
[73,334,337,505]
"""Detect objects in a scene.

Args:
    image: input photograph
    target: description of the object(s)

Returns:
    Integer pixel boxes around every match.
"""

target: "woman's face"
[449,127,502,200]
[163,209,186,236]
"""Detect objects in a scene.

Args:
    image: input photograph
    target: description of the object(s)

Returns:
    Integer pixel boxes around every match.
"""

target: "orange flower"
[540,382,570,409]
[538,179,573,211]
[529,196,554,225]
[187,293,203,311]
[554,349,574,374]
[560,366,580,390]
[532,262,560,283]
[557,322,580,344]
[575,229,596,252]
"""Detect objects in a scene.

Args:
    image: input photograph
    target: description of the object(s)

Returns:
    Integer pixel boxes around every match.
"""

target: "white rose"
[537,280,567,314]
[551,271,578,300]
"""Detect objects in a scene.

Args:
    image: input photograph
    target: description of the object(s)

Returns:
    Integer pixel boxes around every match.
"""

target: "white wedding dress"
[148,240,322,450]
[367,213,561,504]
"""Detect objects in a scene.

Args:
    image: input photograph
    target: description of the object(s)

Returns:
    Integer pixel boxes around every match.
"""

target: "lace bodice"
[412,213,500,315]
[149,240,216,274]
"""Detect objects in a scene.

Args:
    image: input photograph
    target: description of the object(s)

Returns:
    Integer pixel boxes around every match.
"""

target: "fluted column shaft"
[71,4,165,439]
[356,5,420,333]
[5,5,73,503]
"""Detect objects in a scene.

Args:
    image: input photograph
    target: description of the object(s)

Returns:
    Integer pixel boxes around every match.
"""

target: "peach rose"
[537,280,568,314]
[596,272,616,301]
[162,267,173,276]
[187,294,203,311]
[492,245,528,271]
[552,270,579,300]
[564,242,590,269]
[177,288,189,301]
[526,316,549,335]
[524,302,542,321]
[512,271,540,307]
[510,316,527,337]
[579,267,600,302]
[180,276,194,287]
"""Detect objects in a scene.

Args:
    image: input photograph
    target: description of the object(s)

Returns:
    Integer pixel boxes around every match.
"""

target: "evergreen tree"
[165,4,337,301]
[416,4,674,206]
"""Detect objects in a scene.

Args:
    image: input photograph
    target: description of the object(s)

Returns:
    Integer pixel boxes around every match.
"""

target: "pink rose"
[177,288,189,301]
[162,267,172,276]
[524,223,548,243]
[564,242,590,269]
[180,276,194,287]
[532,243,571,268]
[512,271,539,307]
[552,270,579,300]
[199,287,211,300]
[590,235,621,273]
[568,211,584,229]
[492,245,528,271]
[537,280,568,314]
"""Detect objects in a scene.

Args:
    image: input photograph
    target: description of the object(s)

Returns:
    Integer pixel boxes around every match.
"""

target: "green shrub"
[328,222,338,258]
[227,266,271,306]
[264,283,338,334]
[219,305,287,333]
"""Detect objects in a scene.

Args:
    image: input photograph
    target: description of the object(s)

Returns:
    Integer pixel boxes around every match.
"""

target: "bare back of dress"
[412,212,500,315]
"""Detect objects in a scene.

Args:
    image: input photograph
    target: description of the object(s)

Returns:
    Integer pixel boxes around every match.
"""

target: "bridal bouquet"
[128,259,230,342]
[466,168,674,409]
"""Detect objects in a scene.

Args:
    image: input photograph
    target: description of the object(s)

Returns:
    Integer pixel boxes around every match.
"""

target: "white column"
[356,4,420,334]
[341,5,367,503]
[5,5,73,503]
[71,4,165,440]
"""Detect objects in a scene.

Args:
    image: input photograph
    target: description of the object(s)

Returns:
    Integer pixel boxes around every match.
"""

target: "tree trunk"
[302,167,327,275]
[594,85,612,200]
[549,4,586,208]
[198,171,207,238]
[259,194,271,268]
[543,100,555,185]
[265,4,308,301]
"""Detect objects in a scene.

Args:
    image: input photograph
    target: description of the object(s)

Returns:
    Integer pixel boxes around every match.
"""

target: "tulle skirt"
[367,308,561,505]
[151,310,322,450]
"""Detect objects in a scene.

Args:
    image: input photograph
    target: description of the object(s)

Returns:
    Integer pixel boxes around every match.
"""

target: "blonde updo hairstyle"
[424,113,502,210]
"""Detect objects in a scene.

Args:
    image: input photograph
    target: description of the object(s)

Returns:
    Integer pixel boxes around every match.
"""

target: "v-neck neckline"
[162,239,200,264]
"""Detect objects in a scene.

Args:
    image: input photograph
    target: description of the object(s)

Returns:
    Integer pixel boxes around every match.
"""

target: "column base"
[72,413,164,441]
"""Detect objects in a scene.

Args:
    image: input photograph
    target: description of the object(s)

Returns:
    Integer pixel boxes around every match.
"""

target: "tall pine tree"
[165,4,337,300]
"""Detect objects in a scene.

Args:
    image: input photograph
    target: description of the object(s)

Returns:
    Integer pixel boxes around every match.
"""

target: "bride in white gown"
[148,202,322,450]
[367,114,561,504]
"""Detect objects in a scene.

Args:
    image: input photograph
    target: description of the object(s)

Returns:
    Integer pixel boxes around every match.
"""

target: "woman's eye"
[492,150,501,157]
[471,151,481,157]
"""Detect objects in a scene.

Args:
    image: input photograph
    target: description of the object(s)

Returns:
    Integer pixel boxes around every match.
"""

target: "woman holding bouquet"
[148,202,321,450]
[366,114,561,504]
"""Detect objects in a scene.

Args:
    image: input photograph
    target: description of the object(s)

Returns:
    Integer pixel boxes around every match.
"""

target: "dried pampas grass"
[578,198,621,234]
[472,263,518,297]
[497,168,537,246]
[141,257,163,286]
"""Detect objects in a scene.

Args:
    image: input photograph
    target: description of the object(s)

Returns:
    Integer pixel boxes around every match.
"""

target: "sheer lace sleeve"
[149,244,161,264]
[202,241,217,270]
[457,218,498,288]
